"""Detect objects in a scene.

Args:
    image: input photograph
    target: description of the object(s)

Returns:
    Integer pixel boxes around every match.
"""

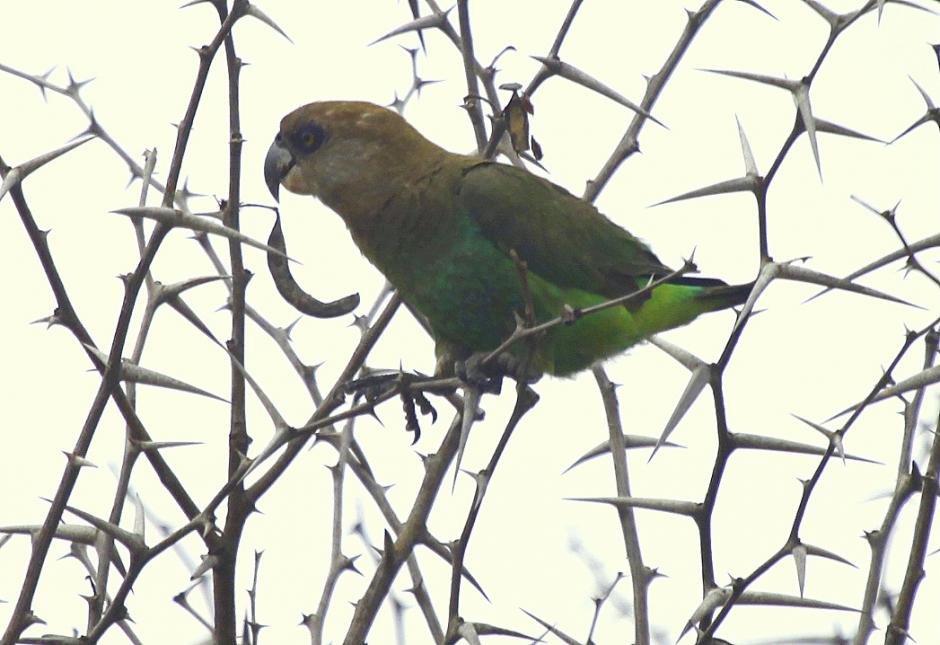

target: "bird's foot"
[343,369,441,444]
[456,352,542,392]
[455,355,503,394]
[344,368,410,402]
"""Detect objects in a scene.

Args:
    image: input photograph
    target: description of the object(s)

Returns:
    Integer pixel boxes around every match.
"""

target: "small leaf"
[502,87,534,155]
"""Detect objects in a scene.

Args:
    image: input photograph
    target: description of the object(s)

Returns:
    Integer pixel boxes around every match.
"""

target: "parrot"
[264,101,751,378]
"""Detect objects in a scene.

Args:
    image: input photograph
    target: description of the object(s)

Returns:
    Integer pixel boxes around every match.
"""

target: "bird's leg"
[509,248,536,328]
[456,351,542,390]
[455,354,504,394]
[437,340,500,390]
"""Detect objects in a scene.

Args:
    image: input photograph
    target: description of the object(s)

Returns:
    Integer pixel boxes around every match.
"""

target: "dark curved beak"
[264,134,294,202]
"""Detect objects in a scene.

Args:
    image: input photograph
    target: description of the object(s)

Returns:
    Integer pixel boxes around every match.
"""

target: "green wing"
[454,161,673,298]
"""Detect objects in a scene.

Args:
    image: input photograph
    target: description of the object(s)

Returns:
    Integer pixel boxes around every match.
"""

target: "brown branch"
[584,0,725,202]
[445,384,539,639]
[213,0,251,641]
[855,330,939,643]
[885,332,940,644]
[246,293,403,502]
[343,413,463,644]
[0,6,242,642]
[456,0,487,152]
[592,367,651,645]
[90,147,160,628]
[697,323,940,643]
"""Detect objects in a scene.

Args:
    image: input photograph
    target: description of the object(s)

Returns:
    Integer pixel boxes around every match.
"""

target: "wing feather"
[455,162,673,298]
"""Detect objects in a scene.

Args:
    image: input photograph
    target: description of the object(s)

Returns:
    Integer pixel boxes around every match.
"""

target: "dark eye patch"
[291,121,327,154]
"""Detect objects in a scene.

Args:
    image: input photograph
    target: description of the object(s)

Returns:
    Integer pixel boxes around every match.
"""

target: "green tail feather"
[538,280,754,376]
[688,281,753,312]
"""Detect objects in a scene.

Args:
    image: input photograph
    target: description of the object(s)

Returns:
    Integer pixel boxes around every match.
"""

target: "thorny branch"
[0,4,245,640]
[1,1,939,644]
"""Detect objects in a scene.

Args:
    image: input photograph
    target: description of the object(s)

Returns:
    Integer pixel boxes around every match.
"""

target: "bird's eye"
[293,122,326,154]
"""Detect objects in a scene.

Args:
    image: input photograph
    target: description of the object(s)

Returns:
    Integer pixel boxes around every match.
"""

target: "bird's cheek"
[282,166,317,197]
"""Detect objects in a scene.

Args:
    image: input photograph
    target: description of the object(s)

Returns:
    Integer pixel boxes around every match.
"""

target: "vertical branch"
[853,480,917,645]
[343,413,463,645]
[1,3,251,642]
[854,331,938,644]
[159,4,246,207]
[336,429,448,643]
[0,164,213,643]
[592,367,651,645]
[456,0,487,152]
[445,384,539,636]
[697,366,731,594]
[885,335,940,645]
[0,186,169,645]
[755,183,770,265]
[697,325,934,643]
[90,148,160,628]
[130,149,158,296]
[575,5,724,640]
[212,1,250,641]
[219,0,249,473]
[885,412,940,645]
[307,419,357,644]
[298,290,413,642]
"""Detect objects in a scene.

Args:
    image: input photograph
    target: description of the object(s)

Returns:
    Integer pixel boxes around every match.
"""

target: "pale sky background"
[1,1,939,644]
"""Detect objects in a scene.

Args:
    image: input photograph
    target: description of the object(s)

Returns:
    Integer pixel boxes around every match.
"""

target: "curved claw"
[267,214,360,318]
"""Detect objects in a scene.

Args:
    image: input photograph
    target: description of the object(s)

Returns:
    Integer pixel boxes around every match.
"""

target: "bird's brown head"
[264,101,440,218]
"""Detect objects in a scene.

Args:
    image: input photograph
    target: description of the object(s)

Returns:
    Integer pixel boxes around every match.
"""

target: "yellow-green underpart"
[532,280,733,376]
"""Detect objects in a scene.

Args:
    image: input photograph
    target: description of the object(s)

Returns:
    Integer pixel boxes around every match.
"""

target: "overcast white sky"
[1,1,939,644]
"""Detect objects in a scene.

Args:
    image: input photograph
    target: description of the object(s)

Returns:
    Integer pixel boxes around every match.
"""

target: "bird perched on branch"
[264,101,750,378]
